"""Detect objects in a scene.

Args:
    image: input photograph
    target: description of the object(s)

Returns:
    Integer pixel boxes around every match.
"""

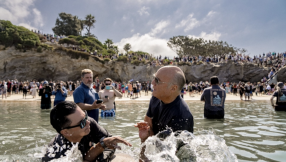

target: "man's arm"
[74,88,106,111]
[84,137,132,162]
[111,86,122,97]
[270,96,275,108]
[77,102,105,111]
[200,90,205,101]
[60,87,67,96]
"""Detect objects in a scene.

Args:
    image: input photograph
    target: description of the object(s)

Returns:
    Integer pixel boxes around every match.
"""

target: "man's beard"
[84,82,92,88]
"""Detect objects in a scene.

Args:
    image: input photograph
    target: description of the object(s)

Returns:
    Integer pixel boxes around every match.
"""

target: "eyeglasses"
[62,110,88,130]
[153,74,167,85]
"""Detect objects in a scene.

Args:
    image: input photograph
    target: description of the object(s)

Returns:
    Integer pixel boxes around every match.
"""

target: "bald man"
[137,66,194,143]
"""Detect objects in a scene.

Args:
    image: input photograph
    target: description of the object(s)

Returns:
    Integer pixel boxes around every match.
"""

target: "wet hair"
[277,82,284,96]
[210,76,219,85]
[50,101,77,133]
[81,69,93,78]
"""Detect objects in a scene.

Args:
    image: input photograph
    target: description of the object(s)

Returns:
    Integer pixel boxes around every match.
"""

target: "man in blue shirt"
[52,82,67,106]
[73,69,106,122]
[201,76,226,119]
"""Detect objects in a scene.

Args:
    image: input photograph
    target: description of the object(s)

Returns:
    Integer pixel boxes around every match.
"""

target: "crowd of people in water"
[1,78,285,101]
[1,66,285,161]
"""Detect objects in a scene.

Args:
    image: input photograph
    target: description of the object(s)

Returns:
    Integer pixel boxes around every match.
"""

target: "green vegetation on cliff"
[0,20,40,48]
[0,20,53,51]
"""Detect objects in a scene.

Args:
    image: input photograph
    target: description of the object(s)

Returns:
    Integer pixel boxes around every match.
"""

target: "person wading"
[270,82,286,111]
[200,76,226,119]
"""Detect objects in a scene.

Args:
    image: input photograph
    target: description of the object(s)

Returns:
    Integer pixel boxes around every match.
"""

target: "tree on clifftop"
[84,14,96,37]
[52,12,83,36]
[104,39,113,49]
[124,43,131,54]
[167,36,241,57]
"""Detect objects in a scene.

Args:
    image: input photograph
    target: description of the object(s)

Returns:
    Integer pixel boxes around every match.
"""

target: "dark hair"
[210,76,219,85]
[277,82,284,96]
[50,101,77,133]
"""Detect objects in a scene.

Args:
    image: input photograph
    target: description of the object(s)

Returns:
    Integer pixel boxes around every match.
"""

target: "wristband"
[100,137,107,149]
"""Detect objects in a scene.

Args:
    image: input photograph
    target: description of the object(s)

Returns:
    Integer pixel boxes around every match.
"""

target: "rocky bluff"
[0,46,278,83]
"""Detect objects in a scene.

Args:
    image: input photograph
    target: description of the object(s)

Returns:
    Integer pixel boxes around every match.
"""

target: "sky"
[0,0,285,57]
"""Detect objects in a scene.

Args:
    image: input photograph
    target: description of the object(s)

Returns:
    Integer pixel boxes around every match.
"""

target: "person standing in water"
[136,66,194,161]
[270,82,286,111]
[200,76,226,119]
[98,78,122,117]
[73,69,106,122]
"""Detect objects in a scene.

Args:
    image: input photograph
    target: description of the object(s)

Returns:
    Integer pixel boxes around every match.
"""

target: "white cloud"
[18,23,36,30]
[33,8,44,27]
[122,15,128,20]
[115,20,175,57]
[0,0,44,29]
[188,32,221,41]
[131,29,134,32]
[150,20,170,36]
[115,33,176,57]
[207,11,216,17]
[175,14,200,32]
[138,6,150,16]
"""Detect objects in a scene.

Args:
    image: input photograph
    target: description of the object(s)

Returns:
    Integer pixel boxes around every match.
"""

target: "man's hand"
[135,122,150,143]
[103,136,132,150]
[110,85,115,90]
[92,100,106,110]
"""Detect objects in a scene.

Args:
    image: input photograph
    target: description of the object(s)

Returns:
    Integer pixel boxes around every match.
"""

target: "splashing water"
[140,129,238,162]
[34,143,83,162]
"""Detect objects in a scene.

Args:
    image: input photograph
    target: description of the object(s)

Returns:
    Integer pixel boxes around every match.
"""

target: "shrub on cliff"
[55,46,90,60]
[16,44,22,49]
[104,58,110,62]
[40,44,54,51]
[37,46,43,53]
[0,20,40,48]
[59,35,104,52]
[178,61,191,66]
[131,60,141,66]
[117,56,128,63]
[23,40,36,48]
[59,38,78,45]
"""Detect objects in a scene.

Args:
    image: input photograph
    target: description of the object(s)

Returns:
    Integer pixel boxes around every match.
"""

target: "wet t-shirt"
[42,117,111,161]
[272,88,286,111]
[201,85,226,112]
[146,96,194,134]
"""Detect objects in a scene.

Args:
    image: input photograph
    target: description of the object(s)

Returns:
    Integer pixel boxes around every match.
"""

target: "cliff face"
[0,47,272,83]
[277,66,286,82]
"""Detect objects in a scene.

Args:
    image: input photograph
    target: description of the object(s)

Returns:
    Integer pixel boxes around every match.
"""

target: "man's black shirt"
[146,96,194,134]
[42,117,111,161]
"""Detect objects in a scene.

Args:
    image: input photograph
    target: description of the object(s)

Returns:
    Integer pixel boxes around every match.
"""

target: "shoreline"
[0,92,272,102]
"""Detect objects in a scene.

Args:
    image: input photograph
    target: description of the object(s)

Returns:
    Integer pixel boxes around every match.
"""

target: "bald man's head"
[157,66,186,92]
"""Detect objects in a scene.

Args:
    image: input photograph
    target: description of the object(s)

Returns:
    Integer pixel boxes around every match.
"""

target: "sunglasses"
[62,110,88,130]
[153,74,166,85]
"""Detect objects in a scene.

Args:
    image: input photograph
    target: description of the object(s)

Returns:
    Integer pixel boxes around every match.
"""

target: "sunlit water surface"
[0,100,285,161]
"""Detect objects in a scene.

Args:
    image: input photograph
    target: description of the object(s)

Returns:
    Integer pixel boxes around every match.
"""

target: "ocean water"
[0,100,285,161]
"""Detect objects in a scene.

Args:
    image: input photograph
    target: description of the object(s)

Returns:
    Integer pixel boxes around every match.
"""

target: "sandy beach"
[0,91,272,102]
